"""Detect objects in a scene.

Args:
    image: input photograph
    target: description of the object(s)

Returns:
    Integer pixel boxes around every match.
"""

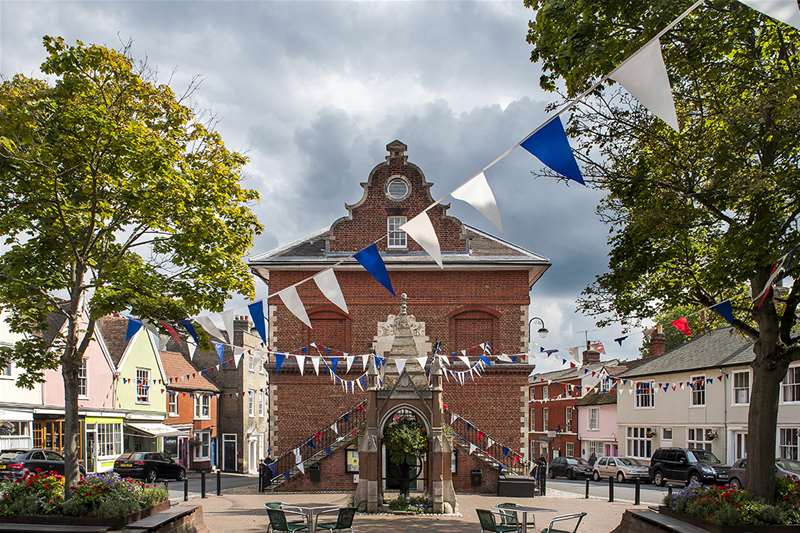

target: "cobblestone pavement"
[198,491,644,532]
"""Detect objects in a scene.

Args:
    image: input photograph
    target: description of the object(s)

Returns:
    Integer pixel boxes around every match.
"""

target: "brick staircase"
[264,400,367,491]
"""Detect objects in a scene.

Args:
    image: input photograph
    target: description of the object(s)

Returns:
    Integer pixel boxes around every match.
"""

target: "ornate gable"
[328,140,465,253]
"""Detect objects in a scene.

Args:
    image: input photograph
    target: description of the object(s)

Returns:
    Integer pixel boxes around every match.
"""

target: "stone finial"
[399,292,408,316]
[386,140,408,163]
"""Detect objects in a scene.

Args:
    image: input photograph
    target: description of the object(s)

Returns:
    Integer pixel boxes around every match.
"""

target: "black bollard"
[217,469,221,496]
[585,478,590,499]
[258,463,264,493]
[541,471,547,496]
[668,485,673,501]
[201,471,206,498]
[164,480,169,492]
[608,476,614,502]
[183,476,188,501]
[634,478,641,506]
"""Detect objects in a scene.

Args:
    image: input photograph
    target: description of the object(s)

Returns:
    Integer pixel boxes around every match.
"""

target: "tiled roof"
[619,328,753,379]
[97,316,131,365]
[576,391,617,406]
[160,351,219,392]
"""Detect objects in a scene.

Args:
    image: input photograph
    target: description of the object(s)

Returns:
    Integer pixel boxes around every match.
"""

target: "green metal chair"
[476,509,521,533]
[266,507,308,533]
[497,502,520,527]
[540,512,587,533]
[316,507,356,532]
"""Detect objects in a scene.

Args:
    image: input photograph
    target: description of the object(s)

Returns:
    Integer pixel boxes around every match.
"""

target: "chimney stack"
[648,324,666,359]
[582,341,601,365]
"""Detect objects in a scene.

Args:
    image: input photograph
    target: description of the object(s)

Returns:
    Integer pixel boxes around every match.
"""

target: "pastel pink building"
[576,366,628,459]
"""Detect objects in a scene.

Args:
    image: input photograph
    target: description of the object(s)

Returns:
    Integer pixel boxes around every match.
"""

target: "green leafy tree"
[524,0,800,501]
[639,305,726,356]
[0,37,262,496]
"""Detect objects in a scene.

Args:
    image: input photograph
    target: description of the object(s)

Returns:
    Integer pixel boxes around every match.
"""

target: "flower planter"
[659,506,800,533]
[0,500,170,529]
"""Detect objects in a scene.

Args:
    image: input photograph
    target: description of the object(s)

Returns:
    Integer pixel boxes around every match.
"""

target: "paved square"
[197,492,642,532]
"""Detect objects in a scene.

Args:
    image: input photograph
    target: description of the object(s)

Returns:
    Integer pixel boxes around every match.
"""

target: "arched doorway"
[380,406,429,496]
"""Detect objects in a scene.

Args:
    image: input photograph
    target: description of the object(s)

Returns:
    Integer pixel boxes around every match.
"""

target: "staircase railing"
[447,411,532,476]
[266,399,367,486]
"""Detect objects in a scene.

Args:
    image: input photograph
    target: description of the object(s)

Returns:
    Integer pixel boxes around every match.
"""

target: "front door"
[85,425,97,473]
[248,438,258,474]
[222,434,237,472]
[177,436,189,467]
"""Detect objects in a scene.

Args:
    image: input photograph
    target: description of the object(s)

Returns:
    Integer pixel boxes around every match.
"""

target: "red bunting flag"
[477,430,485,441]
[160,321,183,345]
[442,402,449,411]
[671,316,692,336]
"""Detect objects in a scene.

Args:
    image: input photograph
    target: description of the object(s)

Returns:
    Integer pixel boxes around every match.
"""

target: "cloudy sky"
[0,1,645,368]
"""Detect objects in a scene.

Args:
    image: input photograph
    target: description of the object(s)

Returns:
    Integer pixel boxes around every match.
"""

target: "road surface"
[546,477,671,505]
[158,472,258,500]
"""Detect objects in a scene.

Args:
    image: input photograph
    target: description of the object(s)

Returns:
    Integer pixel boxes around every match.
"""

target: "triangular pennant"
[710,301,735,325]
[609,38,679,130]
[671,316,692,336]
[487,437,494,449]
[353,244,395,296]
[451,172,503,231]
[126,318,142,341]
[469,443,477,455]
[294,354,306,375]
[248,301,268,344]
[520,116,584,185]
[614,335,628,347]
[395,358,407,376]
[196,315,227,341]
[221,308,238,344]
[214,342,225,366]
[180,319,199,344]
[311,356,320,375]
[294,448,304,474]
[278,285,312,328]
[451,413,458,424]
[497,354,512,363]
[331,357,339,374]
[362,354,369,371]
[313,268,349,314]
[346,355,354,373]
[275,353,286,374]
[416,356,428,370]
[400,211,442,268]
[234,346,245,368]
[160,321,183,346]
[458,355,471,367]
[738,0,800,29]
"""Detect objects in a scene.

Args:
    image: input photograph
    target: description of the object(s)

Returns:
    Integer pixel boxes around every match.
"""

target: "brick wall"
[278,445,358,492]
[529,380,581,459]
[452,448,500,494]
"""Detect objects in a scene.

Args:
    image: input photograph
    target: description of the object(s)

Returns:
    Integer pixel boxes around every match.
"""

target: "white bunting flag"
[345,354,354,373]
[458,355,471,367]
[438,354,451,367]
[568,346,580,362]
[221,308,239,344]
[487,437,494,449]
[187,341,197,361]
[313,268,349,314]
[451,413,459,424]
[609,38,679,131]
[416,356,428,370]
[469,443,477,455]
[331,422,338,435]
[294,354,306,375]
[195,315,227,341]
[278,285,312,328]
[356,377,365,391]
[234,347,245,368]
[311,356,320,375]
[362,354,369,371]
[450,172,503,232]
[497,354,512,363]
[294,448,304,474]
[395,358,407,376]
[400,211,443,268]
[738,0,800,29]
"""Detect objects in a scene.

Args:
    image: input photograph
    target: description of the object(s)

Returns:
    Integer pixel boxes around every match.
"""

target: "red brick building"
[161,351,220,472]
[249,140,550,492]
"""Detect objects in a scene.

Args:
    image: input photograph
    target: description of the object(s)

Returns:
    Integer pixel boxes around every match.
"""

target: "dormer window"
[386,176,410,201]
[387,216,407,249]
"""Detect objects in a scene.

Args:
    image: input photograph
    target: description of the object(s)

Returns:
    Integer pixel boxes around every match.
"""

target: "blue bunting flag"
[353,244,395,296]
[520,116,585,185]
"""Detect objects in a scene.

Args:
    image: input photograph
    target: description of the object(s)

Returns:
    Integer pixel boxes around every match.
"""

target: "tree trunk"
[746,361,783,502]
[62,357,82,497]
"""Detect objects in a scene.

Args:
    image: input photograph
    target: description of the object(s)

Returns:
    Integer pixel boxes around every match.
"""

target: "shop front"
[84,417,124,472]
[0,408,34,452]
[125,422,187,455]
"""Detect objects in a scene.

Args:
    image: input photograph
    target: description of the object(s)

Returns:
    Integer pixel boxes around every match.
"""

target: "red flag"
[671,316,692,336]
[589,341,606,354]
[477,430,485,441]
[160,321,183,345]
[442,402,449,411]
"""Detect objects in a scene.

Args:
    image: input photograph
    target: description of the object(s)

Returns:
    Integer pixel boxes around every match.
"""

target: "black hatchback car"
[0,449,86,480]
[549,456,593,479]
[113,452,185,482]
[649,447,730,486]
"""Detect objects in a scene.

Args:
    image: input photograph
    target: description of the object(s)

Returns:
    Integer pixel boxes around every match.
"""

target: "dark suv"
[649,447,730,486]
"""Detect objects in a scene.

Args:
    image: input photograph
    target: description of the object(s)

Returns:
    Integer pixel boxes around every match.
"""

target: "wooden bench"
[125,504,199,531]
[0,525,108,532]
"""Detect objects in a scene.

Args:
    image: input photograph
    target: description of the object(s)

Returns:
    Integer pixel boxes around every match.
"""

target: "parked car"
[728,458,800,489]
[113,452,185,482]
[0,449,86,480]
[592,456,650,483]
[549,456,593,480]
[649,447,730,487]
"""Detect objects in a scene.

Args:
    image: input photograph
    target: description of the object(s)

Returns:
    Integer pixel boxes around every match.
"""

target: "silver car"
[592,456,650,483]
[728,458,800,489]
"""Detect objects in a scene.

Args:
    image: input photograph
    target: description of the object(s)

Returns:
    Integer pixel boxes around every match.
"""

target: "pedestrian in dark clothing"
[588,452,597,466]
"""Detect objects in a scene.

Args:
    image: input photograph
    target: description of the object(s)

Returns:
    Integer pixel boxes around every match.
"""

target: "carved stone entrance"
[354,294,457,513]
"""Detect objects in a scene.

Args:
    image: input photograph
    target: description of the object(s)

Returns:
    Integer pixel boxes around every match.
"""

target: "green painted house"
[98,316,179,453]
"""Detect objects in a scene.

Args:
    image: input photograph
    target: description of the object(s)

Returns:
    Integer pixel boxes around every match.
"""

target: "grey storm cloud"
[0,0,645,359]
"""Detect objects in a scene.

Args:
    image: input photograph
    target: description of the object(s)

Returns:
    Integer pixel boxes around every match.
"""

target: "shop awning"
[125,422,188,438]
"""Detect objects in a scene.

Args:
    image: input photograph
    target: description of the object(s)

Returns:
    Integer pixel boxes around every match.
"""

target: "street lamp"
[528,316,549,341]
